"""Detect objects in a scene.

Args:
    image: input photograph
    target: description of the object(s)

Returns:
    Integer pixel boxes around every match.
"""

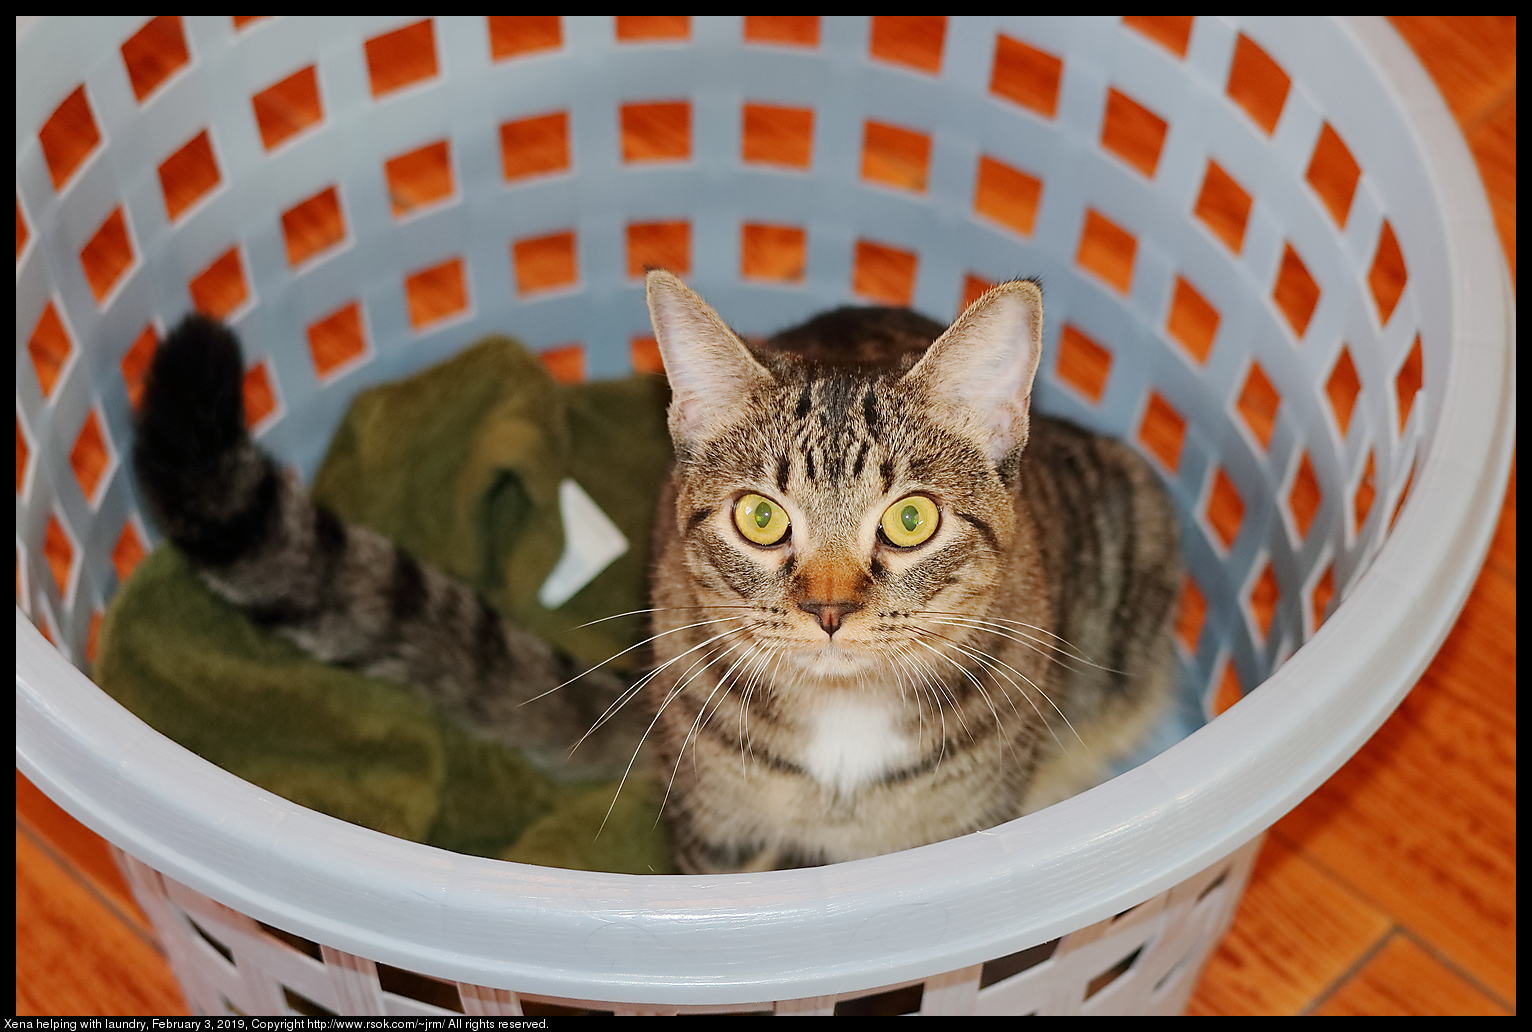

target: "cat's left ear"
[903,279,1045,469]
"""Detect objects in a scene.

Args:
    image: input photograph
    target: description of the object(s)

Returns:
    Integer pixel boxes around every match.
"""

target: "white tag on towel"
[537,478,630,609]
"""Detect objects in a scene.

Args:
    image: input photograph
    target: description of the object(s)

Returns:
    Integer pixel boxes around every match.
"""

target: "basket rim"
[14,16,1515,1005]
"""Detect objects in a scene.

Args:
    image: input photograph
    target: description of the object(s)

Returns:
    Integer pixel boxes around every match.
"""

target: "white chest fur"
[800,696,916,796]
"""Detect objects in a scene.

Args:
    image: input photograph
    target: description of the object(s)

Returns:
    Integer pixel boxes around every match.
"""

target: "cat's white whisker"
[911,627,1078,761]
[657,639,763,824]
[569,622,751,753]
[523,614,749,706]
[896,642,950,775]
[913,609,1121,673]
[737,643,779,779]
[910,631,1017,768]
[593,637,745,840]
[569,604,759,631]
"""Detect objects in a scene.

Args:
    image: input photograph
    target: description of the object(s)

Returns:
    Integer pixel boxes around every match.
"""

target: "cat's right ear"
[646,270,775,449]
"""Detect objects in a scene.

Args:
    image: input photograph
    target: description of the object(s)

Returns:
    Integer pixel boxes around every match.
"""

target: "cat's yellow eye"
[880,495,940,548]
[734,493,791,546]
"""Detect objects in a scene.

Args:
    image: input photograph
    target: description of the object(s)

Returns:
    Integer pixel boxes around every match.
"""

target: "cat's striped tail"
[132,314,638,779]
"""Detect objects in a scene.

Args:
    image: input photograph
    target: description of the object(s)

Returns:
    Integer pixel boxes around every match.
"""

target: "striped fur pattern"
[132,314,640,782]
[644,272,1181,872]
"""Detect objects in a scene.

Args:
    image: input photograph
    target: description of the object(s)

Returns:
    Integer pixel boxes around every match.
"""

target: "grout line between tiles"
[1299,925,1396,1016]
[1271,825,1515,1013]
[16,815,167,960]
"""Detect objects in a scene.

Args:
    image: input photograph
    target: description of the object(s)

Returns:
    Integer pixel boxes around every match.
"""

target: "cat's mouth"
[786,636,882,678]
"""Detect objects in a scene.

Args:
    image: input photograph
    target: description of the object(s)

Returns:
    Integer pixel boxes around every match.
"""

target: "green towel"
[95,336,677,874]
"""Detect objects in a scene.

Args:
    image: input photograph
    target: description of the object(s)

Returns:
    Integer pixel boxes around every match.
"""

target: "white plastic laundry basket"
[16,16,1513,1016]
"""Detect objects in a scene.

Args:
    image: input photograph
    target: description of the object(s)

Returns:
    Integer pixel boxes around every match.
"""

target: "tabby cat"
[133,271,1181,875]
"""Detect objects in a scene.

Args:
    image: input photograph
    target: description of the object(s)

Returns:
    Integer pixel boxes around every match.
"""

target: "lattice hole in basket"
[520,1000,615,1018]
[1272,243,1320,339]
[1101,87,1168,179]
[621,101,692,163]
[990,34,1062,119]
[1368,220,1408,326]
[86,609,103,666]
[539,344,585,385]
[364,20,439,99]
[628,220,691,277]
[120,16,190,104]
[1389,457,1417,533]
[742,102,814,169]
[1353,448,1376,536]
[973,155,1042,237]
[16,415,31,495]
[251,66,324,152]
[1247,560,1280,642]
[1394,335,1423,434]
[281,185,346,266]
[1235,360,1281,451]
[852,239,917,306]
[1123,16,1193,59]
[158,129,222,222]
[1055,324,1112,404]
[1310,562,1336,632]
[44,512,76,599]
[742,223,806,282]
[959,274,993,315]
[377,963,466,1013]
[1085,946,1144,1000]
[834,984,924,1016]
[69,409,112,505]
[120,324,158,410]
[1138,390,1186,472]
[1306,122,1361,229]
[80,207,135,305]
[513,231,577,294]
[1226,33,1290,136]
[255,921,323,961]
[744,16,820,48]
[1166,275,1220,365]
[631,335,664,375]
[1326,344,1361,437]
[1287,450,1321,542]
[188,917,235,966]
[283,988,335,1018]
[1210,659,1243,717]
[1175,575,1206,656]
[17,196,30,260]
[501,112,570,181]
[243,361,279,431]
[384,140,454,218]
[28,301,74,400]
[1206,467,1244,551]
[306,301,368,379]
[488,16,562,61]
[862,120,932,193]
[39,85,102,191]
[616,16,689,42]
[189,247,250,320]
[113,520,147,584]
[1194,160,1252,255]
[406,256,470,326]
[1076,209,1137,295]
[869,16,946,75]
[980,938,1059,990]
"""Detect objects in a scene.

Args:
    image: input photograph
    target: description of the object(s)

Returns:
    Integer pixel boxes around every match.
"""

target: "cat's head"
[645,270,1044,684]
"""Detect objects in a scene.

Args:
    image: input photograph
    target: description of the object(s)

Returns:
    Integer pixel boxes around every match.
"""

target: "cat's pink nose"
[798,600,862,637]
